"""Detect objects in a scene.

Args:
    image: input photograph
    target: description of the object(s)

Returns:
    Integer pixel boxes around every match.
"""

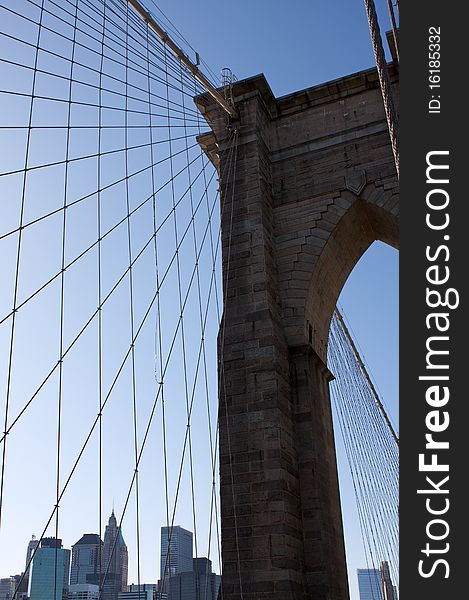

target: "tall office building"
[28,537,71,600]
[380,562,397,600]
[70,534,103,586]
[16,534,40,594]
[10,575,27,600]
[357,568,383,600]
[160,526,193,582]
[357,564,398,600]
[102,511,128,600]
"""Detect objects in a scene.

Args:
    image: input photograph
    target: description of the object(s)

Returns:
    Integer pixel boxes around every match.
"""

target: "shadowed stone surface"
[196,63,398,600]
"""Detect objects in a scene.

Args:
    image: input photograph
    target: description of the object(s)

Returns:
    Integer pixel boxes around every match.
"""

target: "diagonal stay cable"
[123,3,142,594]
[53,2,79,597]
[112,193,220,596]
[0,2,201,101]
[145,11,170,572]
[101,0,207,94]
[216,129,245,599]
[180,62,207,593]
[98,196,223,594]
[161,130,239,596]
[161,52,200,593]
[159,131,236,594]
[79,0,205,93]
[1,2,204,102]
[188,69,226,596]
[11,146,222,600]
[146,0,221,89]
[22,0,204,93]
[91,0,208,93]
[0,148,205,328]
[0,0,45,529]
[0,46,204,125]
[0,88,204,125]
[0,156,215,445]
[96,0,107,583]
[0,139,201,242]
[328,314,399,585]
[75,144,230,599]
[0,47,204,120]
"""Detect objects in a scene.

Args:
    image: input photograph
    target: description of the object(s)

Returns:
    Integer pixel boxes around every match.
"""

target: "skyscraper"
[160,526,193,583]
[17,534,40,594]
[380,561,398,600]
[102,511,128,600]
[70,534,103,586]
[357,564,398,600]
[357,568,383,600]
[28,537,71,600]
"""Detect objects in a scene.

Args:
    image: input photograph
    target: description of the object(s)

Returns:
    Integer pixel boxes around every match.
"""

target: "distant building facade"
[118,583,156,600]
[102,511,128,600]
[160,526,193,583]
[29,537,71,600]
[357,568,383,600]
[68,583,100,599]
[10,575,27,600]
[70,534,103,586]
[0,577,16,600]
[166,558,219,600]
[15,534,40,594]
[380,562,398,600]
[357,563,398,600]
[155,581,168,600]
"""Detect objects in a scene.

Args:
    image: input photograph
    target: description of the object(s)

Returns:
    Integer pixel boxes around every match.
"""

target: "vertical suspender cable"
[123,2,142,597]
[55,2,79,598]
[0,0,46,529]
[97,0,107,585]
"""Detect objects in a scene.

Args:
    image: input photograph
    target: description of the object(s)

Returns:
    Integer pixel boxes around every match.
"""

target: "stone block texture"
[196,63,399,600]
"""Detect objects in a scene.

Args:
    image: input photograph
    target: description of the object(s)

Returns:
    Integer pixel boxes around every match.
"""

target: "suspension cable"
[328,309,399,592]
[125,0,237,118]
[334,308,399,447]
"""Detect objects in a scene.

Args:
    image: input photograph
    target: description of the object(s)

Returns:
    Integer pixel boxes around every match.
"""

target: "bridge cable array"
[328,308,399,595]
[0,1,240,598]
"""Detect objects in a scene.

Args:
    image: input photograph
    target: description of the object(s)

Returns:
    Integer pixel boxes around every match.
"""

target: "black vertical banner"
[401,2,467,599]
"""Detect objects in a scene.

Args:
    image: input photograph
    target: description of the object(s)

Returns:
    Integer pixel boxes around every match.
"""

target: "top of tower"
[73,533,103,547]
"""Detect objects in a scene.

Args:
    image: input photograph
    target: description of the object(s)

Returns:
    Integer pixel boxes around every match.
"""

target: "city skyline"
[2,519,221,600]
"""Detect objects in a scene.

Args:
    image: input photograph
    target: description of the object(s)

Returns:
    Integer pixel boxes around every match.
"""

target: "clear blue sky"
[0,1,398,599]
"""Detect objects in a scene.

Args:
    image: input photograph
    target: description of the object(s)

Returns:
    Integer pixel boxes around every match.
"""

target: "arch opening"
[305,197,399,363]
[327,240,399,600]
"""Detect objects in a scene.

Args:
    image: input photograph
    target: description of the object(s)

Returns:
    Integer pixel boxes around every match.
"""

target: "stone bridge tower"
[196,61,398,600]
